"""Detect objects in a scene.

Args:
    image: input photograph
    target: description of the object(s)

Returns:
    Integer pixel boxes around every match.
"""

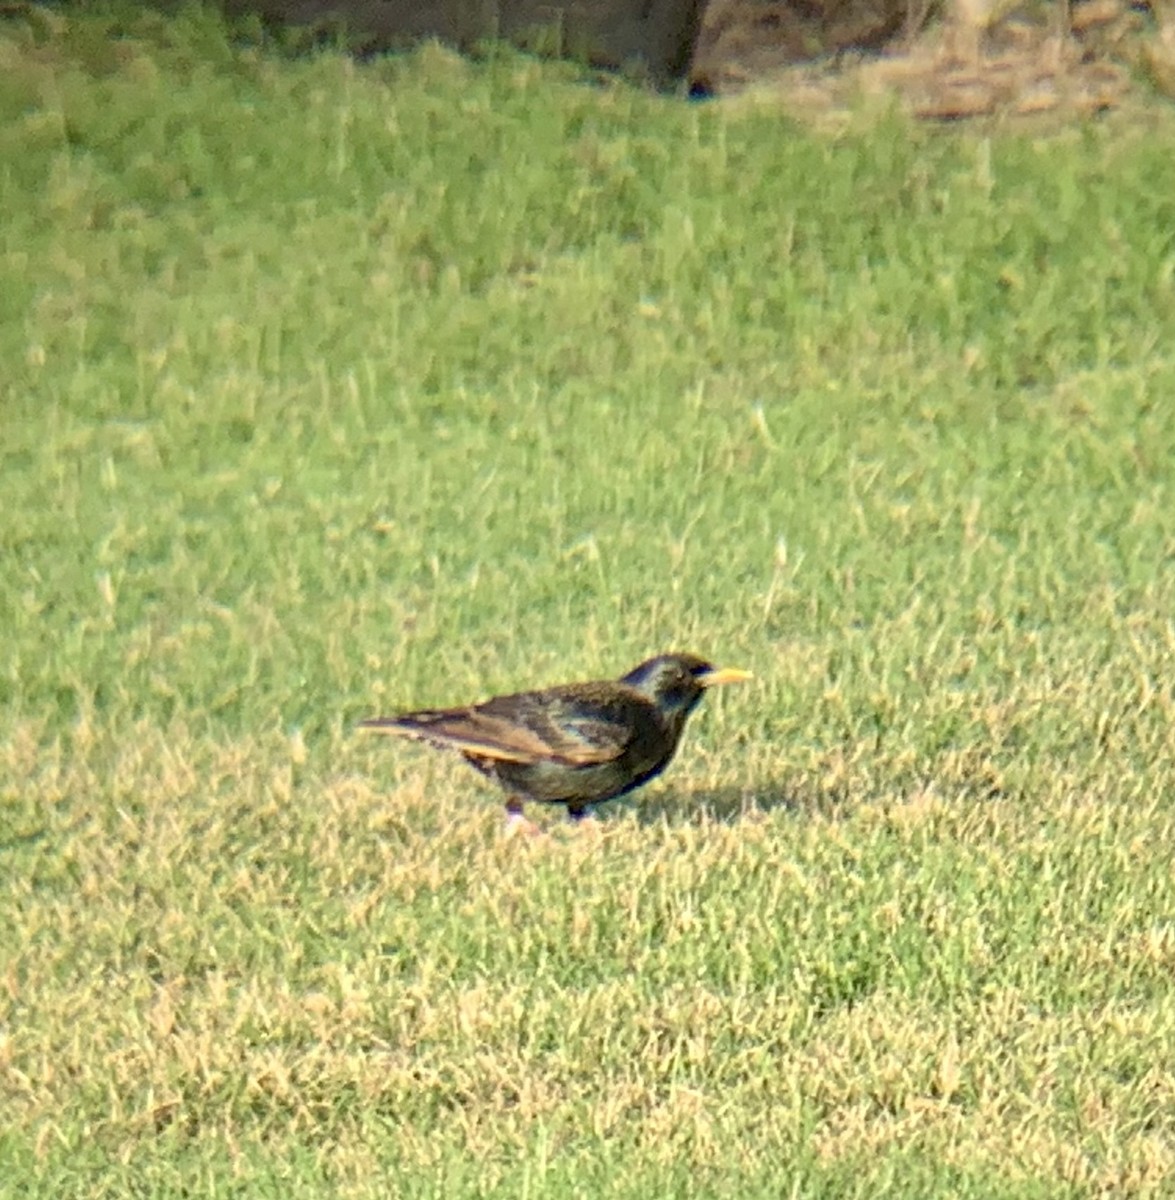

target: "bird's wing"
[358,708,553,763]
[360,690,644,767]
[478,691,640,766]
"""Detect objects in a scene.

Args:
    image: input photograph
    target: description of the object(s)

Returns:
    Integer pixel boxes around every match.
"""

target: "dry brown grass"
[7,713,1175,1192]
[696,0,1172,122]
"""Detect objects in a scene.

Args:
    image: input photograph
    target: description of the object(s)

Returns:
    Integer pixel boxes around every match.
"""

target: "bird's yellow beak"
[699,666,753,688]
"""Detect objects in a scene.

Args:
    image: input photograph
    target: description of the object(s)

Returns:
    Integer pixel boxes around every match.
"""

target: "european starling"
[359,653,751,821]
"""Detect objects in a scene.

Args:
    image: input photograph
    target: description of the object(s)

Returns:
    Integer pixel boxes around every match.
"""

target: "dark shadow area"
[69,0,707,88]
[627,778,847,826]
[8,0,710,86]
[620,762,1008,826]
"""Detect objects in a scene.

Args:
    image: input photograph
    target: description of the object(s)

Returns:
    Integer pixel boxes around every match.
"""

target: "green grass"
[4,3,1175,1195]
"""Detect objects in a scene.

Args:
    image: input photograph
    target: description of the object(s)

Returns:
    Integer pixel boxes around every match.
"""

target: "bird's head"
[620,653,752,724]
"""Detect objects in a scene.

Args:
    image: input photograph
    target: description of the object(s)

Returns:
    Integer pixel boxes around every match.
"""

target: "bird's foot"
[504,809,545,839]
[564,805,605,842]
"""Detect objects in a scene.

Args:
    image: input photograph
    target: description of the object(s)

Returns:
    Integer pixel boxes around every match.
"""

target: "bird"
[359,653,751,824]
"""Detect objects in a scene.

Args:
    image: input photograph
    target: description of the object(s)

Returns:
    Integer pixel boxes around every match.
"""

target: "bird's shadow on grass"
[624,778,846,827]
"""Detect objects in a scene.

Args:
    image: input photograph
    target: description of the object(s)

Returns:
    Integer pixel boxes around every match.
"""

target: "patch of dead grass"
[699,0,1172,126]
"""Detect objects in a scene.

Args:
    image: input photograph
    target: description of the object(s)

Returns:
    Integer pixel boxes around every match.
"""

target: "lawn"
[3,4,1175,1196]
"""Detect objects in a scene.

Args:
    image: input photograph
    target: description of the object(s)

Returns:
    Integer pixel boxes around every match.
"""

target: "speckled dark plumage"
[359,653,751,819]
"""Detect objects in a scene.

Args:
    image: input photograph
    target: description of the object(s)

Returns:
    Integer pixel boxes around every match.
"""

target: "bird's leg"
[504,796,543,838]
[564,803,604,841]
